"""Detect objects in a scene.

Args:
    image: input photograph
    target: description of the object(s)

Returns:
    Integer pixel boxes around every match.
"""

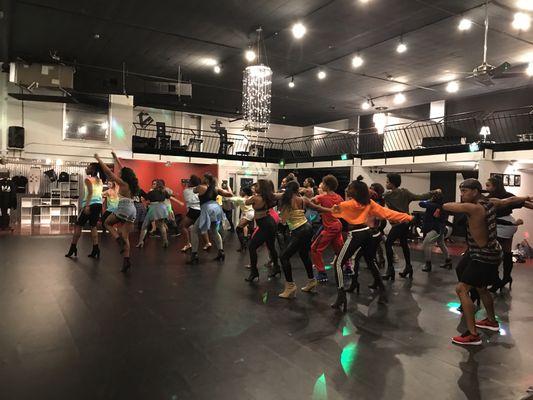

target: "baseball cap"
[459,178,482,191]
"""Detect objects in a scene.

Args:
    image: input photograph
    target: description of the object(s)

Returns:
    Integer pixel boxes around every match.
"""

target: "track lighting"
[527,62,533,76]
[317,70,326,80]
[458,18,473,31]
[288,77,295,88]
[393,92,406,105]
[292,22,307,39]
[214,65,221,74]
[512,12,531,30]
[396,40,407,54]
[352,54,364,68]
[202,58,218,66]
[245,49,257,62]
[446,81,460,93]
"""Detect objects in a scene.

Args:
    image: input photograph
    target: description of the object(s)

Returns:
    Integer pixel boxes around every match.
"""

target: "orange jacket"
[332,199,413,225]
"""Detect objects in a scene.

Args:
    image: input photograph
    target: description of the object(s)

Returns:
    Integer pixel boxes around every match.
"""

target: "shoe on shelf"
[452,331,482,346]
[301,278,318,292]
[475,318,500,332]
[316,271,328,283]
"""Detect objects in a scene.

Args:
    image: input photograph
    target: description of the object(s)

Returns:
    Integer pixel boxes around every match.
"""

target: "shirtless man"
[443,179,531,346]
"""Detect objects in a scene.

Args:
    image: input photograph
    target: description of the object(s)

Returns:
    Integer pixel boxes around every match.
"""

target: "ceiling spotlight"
[517,0,533,11]
[360,0,370,3]
[458,18,473,31]
[527,62,533,76]
[393,92,406,105]
[317,70,326,80]
[78,125,87,134]
[352,54,364,68]
[446,81,460,93]
[245,49,257,62]
[396,41,407,54]
[288,77,295,88]
[292,22,307,39]
[203,58,218,66]
[214,65,221,74]
[373,113,387,134]
[512,12,531,30]
[361,100,371,110]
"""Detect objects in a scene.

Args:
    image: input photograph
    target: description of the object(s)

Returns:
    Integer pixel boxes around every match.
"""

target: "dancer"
[329,177,413,312]
[188,173,231,264]
[102,181,119,232]
[221,181,235,232]
[310,175,344,283]
[177,175,202,252]
[443,179,530,345]
[136,179,169,248]
[275,181,330,298]
[229,186,255,252]
[382,173,440,280]
[419,191,451,272]
[94,152,139,272]
[486,176,533,292]
[65,162,103,259]
[244,179,281,282]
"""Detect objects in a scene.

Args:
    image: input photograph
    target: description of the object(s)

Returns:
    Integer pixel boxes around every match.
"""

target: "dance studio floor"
[1,232,532,400]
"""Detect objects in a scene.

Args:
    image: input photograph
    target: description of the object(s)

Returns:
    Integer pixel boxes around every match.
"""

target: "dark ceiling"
[2,0,533,126]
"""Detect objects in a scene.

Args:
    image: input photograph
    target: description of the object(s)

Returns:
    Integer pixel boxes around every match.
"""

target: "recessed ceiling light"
[393,92,406,104]
[361,100,371,110]
[446,81,460,93]
[527,62,533,76]
[458,18,473,31]
[396,42,407,54]
[292,22,307,39]
[352,54,364,68]
[203,58,218,66]
[288,77,295,88]
[512,12,531,30]
[214,65,221,74]
[245,49,256,62]
[517,0,533,11]
[317,70,326,80]
[360,0,370,3]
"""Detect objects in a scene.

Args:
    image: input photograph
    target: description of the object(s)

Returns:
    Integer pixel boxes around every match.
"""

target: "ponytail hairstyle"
[281,180,300,211]
[346,175,370,205]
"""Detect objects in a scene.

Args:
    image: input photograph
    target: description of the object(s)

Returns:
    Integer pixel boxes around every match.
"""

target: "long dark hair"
[255,179,276,208]
[487,176,506,197]
[189,174,201,187]
[281,180,300,210]
[203,173,216,189]
[120,167,140,195]
[347,176,370,205]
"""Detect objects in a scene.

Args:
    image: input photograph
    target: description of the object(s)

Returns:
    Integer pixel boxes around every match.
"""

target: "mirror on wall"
[63,95,110,142]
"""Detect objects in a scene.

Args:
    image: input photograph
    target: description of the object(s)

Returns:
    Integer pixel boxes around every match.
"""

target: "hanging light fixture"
[242,27,273,131]
[288,76,295,88]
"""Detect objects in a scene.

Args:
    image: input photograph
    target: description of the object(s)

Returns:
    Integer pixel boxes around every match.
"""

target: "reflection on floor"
[0,232,532,399]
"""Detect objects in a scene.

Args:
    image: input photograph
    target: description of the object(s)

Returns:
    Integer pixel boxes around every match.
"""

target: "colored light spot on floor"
[325,265,332,271]
[262,292,268,304]
[340,343,358,375]
[312,373,327,400]
[446,301,462,315]
[342,319,355,336]
[112,118,126,139]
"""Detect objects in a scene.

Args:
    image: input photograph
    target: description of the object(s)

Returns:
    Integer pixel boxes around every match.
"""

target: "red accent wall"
[117,159,218,214]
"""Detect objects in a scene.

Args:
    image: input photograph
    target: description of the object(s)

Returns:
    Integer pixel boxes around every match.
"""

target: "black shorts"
[186,208,201,222]
[77,203,102,227]
[460,258,499,288]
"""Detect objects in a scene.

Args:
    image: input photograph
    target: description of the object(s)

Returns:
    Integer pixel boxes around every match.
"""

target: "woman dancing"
[94,152,139,272]
[102,181,119,233]
[419,191,451,272]
[228,186,255,252]
[136,179,169,248]
[177,175,203,252]
[244,180,280,282]
[65,162,103,259]
[330,178,413,311]
[188,173,232,264]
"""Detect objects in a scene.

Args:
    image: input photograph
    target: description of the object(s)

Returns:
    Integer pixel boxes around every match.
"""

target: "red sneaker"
[452,331,482,346]
[475,318,500,332]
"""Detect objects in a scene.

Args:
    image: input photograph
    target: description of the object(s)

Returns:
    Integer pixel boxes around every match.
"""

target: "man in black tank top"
[443,179,531,346]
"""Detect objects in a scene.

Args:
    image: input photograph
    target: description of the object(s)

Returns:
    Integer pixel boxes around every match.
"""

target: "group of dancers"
[65,153,533,346]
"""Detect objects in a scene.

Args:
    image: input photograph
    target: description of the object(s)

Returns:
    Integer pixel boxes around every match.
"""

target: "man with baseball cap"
[443,178,531,346]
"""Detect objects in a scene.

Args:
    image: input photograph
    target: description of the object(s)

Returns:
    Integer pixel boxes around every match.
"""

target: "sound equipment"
[8,126,25,149]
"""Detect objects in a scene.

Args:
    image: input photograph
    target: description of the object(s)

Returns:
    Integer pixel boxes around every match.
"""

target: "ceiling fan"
[452,1,524,86]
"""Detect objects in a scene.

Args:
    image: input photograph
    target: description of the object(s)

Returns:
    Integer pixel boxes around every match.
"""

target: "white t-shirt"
[183,188,200,210]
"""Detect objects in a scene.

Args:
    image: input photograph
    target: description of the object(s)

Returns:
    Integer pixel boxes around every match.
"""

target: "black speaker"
[8,126,25,149]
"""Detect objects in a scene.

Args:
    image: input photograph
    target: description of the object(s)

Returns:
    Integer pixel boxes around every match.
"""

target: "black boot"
[65,243,78,258]
[245,266,259,282]
[116,237,126,254]
[331,288,347,312]
[187,252,199,265]
[490,253,513,292]
[439,258,452,269]
[236,227,246,252]
[213,250,225,261]
[368,261,386,291]
[422,261,432,272]
[346,276,360,294]
[268,263,281,279]
[121,257,131,273]
[382,265,395,281]
[399,264,414,279]
[88,245,100,259]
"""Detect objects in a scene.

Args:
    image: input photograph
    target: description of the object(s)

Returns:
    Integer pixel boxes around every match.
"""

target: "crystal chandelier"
[242,27,272,132]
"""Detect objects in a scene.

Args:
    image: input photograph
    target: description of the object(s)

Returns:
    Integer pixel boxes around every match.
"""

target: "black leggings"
[385,222,411,272]
[334,227,378,289]
[280,223,314,282]
[497,237,514,284]
[248,215,278,272]
[352,229,383,278]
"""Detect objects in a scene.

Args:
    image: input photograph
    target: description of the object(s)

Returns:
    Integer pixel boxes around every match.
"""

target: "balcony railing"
[131,106,533,163]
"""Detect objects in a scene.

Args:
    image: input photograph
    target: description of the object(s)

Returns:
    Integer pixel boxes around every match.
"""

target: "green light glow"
[341,153,348,161]
[446,302,461,309]
[112,118,126,139]
[342,319,355,336]
[325,265,332,271]
[262,292,268,304]
[340,343,358,375]
[312,373,327,400]
[245,170,252,176]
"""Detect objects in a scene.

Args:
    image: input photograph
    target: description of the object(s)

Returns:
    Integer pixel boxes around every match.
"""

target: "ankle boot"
[399,264,414,279]
[88,245,100,259]
[213,250,225,261]
[278,282,297,299]
[382,265,395,281]
[121,257,131,273]
[422,261,432,272]
[346,277,360,294]
[245,266,259,282]
[268,263,281,279]
[439,258,452,269]
[330,288,347,312]
[65,244,78,258]
[301,278,318,292]
[187,252,199,265]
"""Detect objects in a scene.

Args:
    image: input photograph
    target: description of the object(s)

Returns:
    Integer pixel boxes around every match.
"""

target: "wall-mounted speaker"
[8,126,25,149]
